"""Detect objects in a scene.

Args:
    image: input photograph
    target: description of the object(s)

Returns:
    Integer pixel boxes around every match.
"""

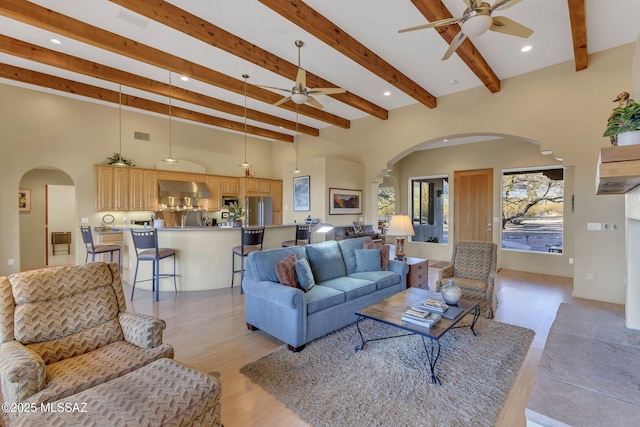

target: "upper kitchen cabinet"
[242,177,271,196]
[206,176,221,211]
[129,169,158,211]
[220,177,239,196]
[95,165,129,211]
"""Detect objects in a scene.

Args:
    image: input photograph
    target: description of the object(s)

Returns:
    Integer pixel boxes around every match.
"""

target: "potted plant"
[228,202,244,227]
[106,153,135,167]
[603,94,640,146]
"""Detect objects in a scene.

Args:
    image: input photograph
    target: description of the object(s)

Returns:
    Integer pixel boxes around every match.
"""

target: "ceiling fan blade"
[273,96,292,107]
[491,0,523,13]
[398,17,462,33]
[306,95,324,109]
[308,87,346,95]
[442,31,468,61]
[490,16,533,38]
[295,68,306,89]
[257,84,292,93]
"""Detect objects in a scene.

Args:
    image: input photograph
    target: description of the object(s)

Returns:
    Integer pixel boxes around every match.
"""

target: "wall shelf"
[596,145,640,194]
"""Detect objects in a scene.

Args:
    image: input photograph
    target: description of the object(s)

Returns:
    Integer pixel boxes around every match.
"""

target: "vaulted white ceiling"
[1,0,639,143]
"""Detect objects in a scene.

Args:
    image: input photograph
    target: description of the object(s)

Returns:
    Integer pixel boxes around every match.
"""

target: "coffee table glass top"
[355,287,479,340]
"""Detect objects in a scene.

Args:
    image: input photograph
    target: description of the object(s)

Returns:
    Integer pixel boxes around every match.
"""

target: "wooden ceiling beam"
[109,0,388,121]
[0,34,318,137]
[0,0,349,129]
[0,63,294,142]
[259,0,437,109]
[567,0,588,71]
[410,0,501,93]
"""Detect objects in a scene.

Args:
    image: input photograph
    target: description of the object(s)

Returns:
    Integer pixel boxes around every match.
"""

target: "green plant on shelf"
[106,153,135,167]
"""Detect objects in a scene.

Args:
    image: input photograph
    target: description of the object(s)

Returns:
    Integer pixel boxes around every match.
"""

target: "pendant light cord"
[168,72,173,158]
[243,74,249,167]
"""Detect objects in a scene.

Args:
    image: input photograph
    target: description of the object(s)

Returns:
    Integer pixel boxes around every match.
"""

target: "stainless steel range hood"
[158,180,210,198]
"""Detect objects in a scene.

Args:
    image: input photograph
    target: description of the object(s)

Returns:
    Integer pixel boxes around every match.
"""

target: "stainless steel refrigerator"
[245,196,272,226]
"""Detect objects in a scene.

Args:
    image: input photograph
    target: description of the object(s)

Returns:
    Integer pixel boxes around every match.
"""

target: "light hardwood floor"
[124,267,624,427]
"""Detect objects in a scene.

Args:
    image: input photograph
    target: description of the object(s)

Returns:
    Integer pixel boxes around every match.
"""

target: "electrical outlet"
[8,259,14,266]
[586,273,596,280]
[81,217,89,224]
[569,258,574,264]
[587,223,602,231]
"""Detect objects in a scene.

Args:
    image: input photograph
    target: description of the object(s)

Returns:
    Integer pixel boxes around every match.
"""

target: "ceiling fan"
[399,0,533,61]
[258,40,345,109]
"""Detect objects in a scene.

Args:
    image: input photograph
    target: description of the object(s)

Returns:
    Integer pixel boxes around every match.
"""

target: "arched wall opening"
[19,167,76,271]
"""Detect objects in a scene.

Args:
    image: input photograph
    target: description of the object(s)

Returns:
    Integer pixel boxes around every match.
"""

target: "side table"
[405,256,429,289]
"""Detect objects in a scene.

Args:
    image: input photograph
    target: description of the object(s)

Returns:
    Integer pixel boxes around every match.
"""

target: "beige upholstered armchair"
[436,240,498,318]
[0,262,173,424]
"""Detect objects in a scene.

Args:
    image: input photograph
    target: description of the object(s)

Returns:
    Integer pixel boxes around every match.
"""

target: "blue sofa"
[243,236,409,351]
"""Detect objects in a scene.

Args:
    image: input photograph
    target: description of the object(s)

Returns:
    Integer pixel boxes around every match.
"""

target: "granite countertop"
[94,224,296,233]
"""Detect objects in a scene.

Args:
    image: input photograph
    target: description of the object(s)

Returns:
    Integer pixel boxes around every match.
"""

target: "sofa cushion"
[349,271,401,290]
[306,241,346,282]
[246,246,307,283]
[337,236,372,274]
[319,276,376,301]
[295,258,316,291]
[363,241,390,271]
[275,253,299,289]
[305,285,345,315]
[355,248,381,272]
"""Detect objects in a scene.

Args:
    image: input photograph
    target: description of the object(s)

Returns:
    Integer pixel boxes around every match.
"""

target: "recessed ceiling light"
[383,91,391,96]
[521,45,532,53]
[50,38,61,45]
[443,139,449,142]
[180,76,189,82]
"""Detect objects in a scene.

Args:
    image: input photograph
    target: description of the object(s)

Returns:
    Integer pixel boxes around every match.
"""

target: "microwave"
[222,196,238,207]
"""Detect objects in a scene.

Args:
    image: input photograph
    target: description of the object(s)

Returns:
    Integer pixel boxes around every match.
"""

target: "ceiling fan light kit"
[398,0,533,60]
[257,40,346,109]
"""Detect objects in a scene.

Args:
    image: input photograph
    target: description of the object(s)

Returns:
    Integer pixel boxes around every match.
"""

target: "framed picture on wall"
[329,188,362,215]
[293,175,311,211]
[19,189,31,212]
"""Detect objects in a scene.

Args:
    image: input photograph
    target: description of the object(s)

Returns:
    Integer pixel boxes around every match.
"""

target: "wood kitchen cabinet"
[271,180,283,225]
[129,169,157,211]
[95,165,129,211]
[220,177,239,195]
[206,175,221,211]
[243,177,271,196]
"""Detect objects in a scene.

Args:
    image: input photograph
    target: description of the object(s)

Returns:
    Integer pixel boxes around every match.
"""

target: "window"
[377,187,396,219]
[502,168,564,253]
[410,176,448,244]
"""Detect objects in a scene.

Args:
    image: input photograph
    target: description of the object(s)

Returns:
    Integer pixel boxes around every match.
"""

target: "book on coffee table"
[401,308,441,328]
[418,299,449,314]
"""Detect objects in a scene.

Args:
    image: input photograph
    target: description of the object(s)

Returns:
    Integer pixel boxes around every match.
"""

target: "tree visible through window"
[377,187,395,218]
[502,168,564,253]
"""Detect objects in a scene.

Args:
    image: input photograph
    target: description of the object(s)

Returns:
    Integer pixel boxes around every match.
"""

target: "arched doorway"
[19,168,76,270]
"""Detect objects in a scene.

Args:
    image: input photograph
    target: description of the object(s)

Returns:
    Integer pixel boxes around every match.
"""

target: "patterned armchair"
[436,240,498,318]
[0,262,173,424]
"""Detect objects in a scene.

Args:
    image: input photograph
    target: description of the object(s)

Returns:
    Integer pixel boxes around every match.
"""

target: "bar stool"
[282,224,311,247]
[80,226,121,269]
[231,227,265,293]
[130,228,177,301]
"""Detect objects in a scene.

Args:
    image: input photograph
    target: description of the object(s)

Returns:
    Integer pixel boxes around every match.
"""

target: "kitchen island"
[100,224,299,293]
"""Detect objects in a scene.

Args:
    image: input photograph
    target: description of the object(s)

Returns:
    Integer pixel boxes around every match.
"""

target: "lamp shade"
[386,215,415,237]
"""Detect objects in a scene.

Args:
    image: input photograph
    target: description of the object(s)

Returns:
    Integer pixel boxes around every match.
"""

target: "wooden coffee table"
[355,287,480,385]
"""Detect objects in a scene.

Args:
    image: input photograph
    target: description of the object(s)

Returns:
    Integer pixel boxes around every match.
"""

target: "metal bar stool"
[80,226,120,269]
[282,224,311,247]
[130,228,177,301]
[231,227,265,293]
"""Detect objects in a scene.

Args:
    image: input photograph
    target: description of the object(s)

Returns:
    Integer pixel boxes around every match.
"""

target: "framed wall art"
[329,188,362,215]
[293,175,311,211]
[19,189,31,212]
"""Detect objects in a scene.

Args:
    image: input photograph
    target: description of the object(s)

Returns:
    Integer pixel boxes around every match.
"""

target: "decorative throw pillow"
[355,248,382,272]
[363,241,390,271]
[275,253,299,288]
[295,258,316,291]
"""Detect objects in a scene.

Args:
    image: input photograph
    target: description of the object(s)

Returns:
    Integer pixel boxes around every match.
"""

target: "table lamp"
[386,215,415,261]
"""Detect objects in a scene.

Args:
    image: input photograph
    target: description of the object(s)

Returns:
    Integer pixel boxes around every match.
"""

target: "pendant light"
[239,74,251,169]
[162,71,178,163]
[111,84,128,167]
[293,105,301,174]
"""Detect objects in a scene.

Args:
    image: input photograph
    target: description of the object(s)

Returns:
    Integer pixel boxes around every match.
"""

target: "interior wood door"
[454,168,493,242]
